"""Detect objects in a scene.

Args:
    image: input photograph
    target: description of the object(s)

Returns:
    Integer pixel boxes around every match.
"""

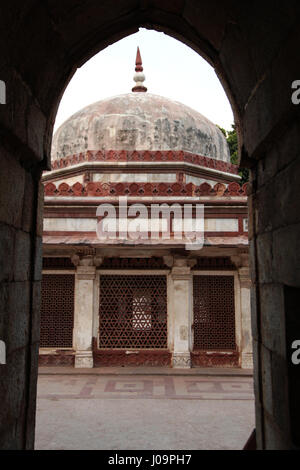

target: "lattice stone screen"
[99,275,167,349]
[40,274,75,348]
[193,275,236,350]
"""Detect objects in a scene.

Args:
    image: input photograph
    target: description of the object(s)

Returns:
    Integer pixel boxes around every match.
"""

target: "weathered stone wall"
[0,0,300,449]
[0,147,43,448]
[248,119,300,449]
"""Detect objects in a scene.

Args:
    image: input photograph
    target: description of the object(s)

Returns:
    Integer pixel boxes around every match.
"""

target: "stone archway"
[0,1,300,449]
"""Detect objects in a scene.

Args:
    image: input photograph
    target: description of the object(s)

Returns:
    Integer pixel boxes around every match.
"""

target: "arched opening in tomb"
[35,29,254,450]
[1,2,299,450]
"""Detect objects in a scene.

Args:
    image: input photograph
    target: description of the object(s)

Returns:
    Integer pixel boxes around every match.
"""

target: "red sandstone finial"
[135,47,143,72]
[132,46,147,92]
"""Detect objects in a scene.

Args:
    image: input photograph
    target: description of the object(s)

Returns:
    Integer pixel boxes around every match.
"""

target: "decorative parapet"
[44,180,248,197]
[50,150,239,175]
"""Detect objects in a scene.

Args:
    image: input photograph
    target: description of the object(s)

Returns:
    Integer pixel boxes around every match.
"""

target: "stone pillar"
[239,267,253,369]
[168,257,195,368]
[232,254,253,369]
[71,253,102,368]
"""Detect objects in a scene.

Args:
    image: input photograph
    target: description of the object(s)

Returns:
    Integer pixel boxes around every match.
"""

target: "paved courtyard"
[35,372,255,450]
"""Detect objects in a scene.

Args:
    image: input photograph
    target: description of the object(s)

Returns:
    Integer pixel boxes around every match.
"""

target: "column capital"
[171,257,197,280]
[230,253,249,269]
[163,255,174,267]
[71,252,103,269]
[164,255,197,271]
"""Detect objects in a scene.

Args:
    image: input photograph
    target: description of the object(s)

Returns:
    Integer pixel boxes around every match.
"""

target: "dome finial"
[132,47,147,92]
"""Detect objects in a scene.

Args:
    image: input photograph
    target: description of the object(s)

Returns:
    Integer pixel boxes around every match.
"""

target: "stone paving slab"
[35,374,255,450]
[37,374,254,400]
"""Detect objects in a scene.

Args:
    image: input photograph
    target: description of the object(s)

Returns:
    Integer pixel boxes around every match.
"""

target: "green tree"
[217,124,249,184]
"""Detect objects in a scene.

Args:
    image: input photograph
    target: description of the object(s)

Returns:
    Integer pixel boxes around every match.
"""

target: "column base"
[241,352,253,369]
[172,352,191,368]
[74,351,93,368]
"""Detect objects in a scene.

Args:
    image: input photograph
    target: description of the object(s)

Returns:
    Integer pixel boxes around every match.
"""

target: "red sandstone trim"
[191,350,239,367]
[93,349,172,367]
[43,210,248,219]
[50,150,239,175]
[44,180,248,197]
[38,352,75,366]
[238,216,244,235]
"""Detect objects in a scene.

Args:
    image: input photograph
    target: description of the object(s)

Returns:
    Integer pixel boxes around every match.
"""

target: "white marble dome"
[52,93,230,163]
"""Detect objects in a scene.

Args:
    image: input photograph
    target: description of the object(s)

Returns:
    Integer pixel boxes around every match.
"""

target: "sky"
[54,28,234,132]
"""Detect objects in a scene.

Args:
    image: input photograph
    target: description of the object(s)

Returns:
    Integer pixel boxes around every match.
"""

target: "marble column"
[168,257,195,368]
[71,253,102,368]
[232,253,253,369]
[238,266,253,369]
